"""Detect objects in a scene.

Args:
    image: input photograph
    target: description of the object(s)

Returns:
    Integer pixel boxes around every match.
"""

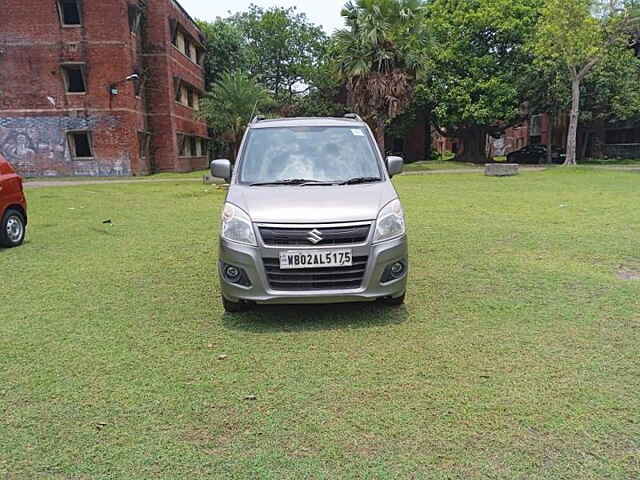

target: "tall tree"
[333,0,422,153]
[197,19,249,89]
[277,56,346,118]
[419,0,542,163]
[230,5,328,102]
[198,72,273,160]
[532,0,639,165]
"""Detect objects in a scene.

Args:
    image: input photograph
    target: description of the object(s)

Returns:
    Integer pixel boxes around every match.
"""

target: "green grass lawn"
[2,169,639,478]
[24,170,210,182]
[403,160,479,171]
[583,158,640,166]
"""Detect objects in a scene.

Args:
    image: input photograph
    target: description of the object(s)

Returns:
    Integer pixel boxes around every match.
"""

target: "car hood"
[227,182,398,224]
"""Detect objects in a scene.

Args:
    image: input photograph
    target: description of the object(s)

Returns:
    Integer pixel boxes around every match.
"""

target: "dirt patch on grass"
[185,427,237,456]
[617,267,640,281]
[183,411,249,455]
[343,433,386,459]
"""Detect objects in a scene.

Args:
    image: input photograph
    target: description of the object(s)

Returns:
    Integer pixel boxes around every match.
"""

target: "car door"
[0,156,23,216]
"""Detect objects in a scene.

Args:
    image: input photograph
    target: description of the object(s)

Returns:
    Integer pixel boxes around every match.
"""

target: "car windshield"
[238,126,382,185]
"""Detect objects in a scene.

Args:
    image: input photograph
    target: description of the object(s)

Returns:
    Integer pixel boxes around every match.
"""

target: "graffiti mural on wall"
[489,136,507,157]
[0,116,131,177]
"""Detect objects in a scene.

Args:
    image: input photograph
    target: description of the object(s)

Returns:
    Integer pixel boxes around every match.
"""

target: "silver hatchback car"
[210,115,408,312]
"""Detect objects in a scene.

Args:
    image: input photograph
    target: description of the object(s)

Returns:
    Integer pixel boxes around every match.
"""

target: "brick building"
[0,0,209,177]
[432,114,570,159]
[386,116,430,162]
[433,112,640,161]
[492,113,568,157]
[431,34,640,162]
[495,113,640,160]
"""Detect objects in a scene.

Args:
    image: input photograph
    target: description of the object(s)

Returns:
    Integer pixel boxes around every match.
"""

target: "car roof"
[250,117,367,129]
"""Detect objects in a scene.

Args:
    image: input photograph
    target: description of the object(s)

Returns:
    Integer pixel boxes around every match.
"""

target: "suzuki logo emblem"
[307,229,323,244]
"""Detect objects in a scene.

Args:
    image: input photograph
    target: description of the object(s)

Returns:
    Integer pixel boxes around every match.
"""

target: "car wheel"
[381,293,406,307]
[0,208,26,248]
[222,295,252,313]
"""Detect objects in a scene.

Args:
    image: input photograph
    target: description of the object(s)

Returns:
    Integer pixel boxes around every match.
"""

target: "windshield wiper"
[250,178,333,187]
[338,177,382,185]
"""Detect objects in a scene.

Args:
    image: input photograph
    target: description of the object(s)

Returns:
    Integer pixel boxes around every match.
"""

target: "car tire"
[381,293,406,307]
[222,295,252,313]
[0,208,26,248]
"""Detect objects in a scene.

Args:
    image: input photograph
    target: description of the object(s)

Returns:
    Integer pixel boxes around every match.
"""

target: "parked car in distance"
[0,153,28,248]
[506,144,566,164]
[210,115,408,312]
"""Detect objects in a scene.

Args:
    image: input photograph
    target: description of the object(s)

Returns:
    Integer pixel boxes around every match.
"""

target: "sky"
[177,0,347,35]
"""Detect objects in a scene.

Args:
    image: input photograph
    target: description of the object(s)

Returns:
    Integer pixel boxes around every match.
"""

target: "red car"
[0,153,27,248]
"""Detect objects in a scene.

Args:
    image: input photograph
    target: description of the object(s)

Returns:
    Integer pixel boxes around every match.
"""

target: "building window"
[58,0,82,26]
[176,31,186,52]
[180,85,188,104]
[198,138,207,156]
[62,64,86,93]
[189,43,198,63]
[178,135,206,157]
[175,79,199,109]
[68,131,93,159]
[178,134,186,157]
[174,80,182,102]
[530,114,543,137]
[170,23,203,66]
[186,88,194,108]
[128,5,143,34]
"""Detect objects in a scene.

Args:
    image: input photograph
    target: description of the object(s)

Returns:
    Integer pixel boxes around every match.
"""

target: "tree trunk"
[424,108,432,161]
[579,129,590,161]
[565,77,581,166]
[375,117,385,155]
[455,127,488,164]
[546,112,553,164]
[231,140,241,163]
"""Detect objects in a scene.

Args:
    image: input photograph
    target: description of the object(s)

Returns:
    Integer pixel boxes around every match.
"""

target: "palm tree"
[199,72,273,159]
[334,0,422,153]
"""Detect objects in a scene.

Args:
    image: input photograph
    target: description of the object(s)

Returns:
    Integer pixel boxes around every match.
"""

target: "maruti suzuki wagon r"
[210,115,408,312]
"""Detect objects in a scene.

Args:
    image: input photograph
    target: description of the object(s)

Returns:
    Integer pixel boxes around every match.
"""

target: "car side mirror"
[211,159,232,182]
[386,156,404,177]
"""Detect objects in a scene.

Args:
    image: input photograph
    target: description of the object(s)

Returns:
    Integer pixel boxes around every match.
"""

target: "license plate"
[279,249,353,270]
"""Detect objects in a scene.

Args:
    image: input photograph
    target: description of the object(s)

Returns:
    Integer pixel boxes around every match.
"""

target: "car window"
[238,126,382,184]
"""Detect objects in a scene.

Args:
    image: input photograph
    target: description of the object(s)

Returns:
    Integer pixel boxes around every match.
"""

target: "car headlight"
[221,203,257,246]
[373,199,405,243]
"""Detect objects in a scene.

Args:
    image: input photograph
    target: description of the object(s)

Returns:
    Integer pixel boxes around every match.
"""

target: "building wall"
[403,113,428,162]
[432,113,571,160]
[0,0,208,177]
[433,133,460,156]
[500,123,532,154]
[498,113,569,156]
[143,0,208,173]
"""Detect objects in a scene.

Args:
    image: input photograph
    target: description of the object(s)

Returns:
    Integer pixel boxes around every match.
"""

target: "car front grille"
[259,224,371,247]
[262,256,368,291]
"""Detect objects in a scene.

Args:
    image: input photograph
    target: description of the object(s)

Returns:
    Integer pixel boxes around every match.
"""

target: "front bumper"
[218,235,408,305]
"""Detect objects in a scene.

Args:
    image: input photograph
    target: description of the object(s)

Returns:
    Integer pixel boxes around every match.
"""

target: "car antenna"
[249,101,266,124]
